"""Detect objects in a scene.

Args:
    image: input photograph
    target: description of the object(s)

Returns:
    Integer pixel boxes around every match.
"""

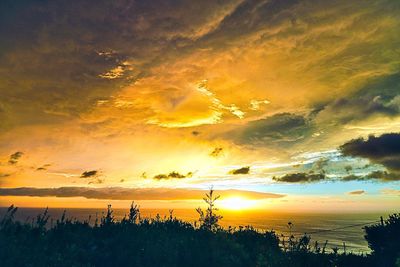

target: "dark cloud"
[339,139,400,180]
[0,0,398,135]
[8,151,23,165]
[353,73,400,104]
[0,187,285,200]
[0,173,11,178]
[229,166,250,175]
[340,133,400,171]
[233,113,313,146]
[210,147,223,157]
[153,171,191,180]
[341,171,400,182]
[366,171,400,181]
[338,132,400,184]
[36,164,51,171]
[318,96,399,125]
[200,0,299,48]
[348,190,365,195]
[80,170,98,178]
[273,172,326,183]
[0,0,238,131]
[315,73,400,125]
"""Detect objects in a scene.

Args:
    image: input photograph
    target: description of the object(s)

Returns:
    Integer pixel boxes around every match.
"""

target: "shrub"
[364,214,400,266]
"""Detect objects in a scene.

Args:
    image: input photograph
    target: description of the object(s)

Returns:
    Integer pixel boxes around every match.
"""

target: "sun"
[219,197,258,210]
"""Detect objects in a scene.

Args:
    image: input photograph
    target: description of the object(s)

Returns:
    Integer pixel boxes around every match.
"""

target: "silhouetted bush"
[364,214,400,266]
[0,195,397,266]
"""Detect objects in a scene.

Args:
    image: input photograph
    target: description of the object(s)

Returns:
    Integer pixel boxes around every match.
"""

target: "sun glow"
[219,197,259,210]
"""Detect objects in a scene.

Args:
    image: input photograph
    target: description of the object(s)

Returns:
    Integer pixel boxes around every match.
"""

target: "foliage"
[122,201,140,224]
[196,187,223,231]
[0,194,397,266]
[364,214,400,266]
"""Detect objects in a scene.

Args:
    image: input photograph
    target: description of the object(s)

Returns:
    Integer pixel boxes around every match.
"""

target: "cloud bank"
[0,187,284,201]
[340,133,400,181]
[273,172,326,183]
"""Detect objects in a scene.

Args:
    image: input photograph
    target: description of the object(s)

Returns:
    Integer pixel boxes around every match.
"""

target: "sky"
[0,0,399,211]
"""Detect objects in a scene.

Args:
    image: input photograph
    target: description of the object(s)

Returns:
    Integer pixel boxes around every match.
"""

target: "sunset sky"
[0,0,399,211]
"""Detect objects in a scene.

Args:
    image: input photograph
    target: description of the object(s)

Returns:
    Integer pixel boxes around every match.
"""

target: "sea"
[0,207,389,254]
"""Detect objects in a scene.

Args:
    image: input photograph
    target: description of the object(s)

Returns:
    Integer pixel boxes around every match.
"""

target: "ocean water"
[0,207,387,253]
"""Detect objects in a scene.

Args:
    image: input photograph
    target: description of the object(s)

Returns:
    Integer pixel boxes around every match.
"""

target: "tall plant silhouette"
[101,204,115,226]
[196,187,223,231]
[122,201,140,224]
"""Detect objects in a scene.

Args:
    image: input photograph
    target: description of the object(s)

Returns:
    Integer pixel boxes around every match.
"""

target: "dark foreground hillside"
[1,206,399,267]
[1,189,399,267]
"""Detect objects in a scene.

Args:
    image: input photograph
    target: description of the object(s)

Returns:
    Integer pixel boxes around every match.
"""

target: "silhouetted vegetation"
[0,192,399,266]
[364,214,400,266]
[196,187,223,231]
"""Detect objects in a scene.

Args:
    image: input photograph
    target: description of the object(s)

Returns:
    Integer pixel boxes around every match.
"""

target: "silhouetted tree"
[127,201,140,224]
[101,204,114,226]
[196,187,222,231]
